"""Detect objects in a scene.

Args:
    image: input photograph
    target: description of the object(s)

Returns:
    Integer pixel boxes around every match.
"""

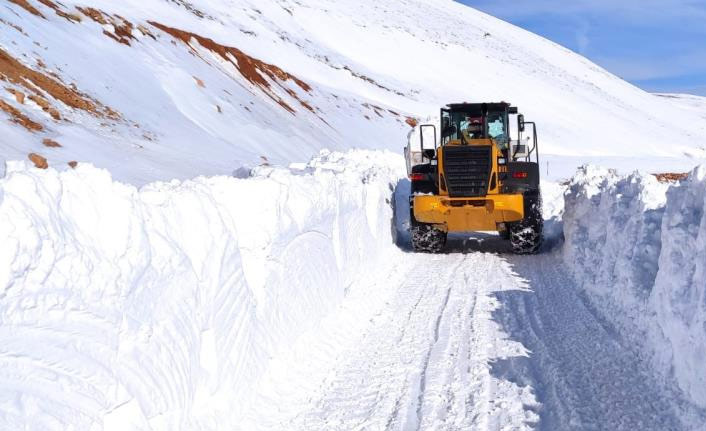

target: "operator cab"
[442,102,518,154]
[404,102,539,195]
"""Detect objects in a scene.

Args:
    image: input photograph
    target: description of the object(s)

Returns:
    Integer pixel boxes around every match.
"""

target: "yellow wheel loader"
[404,102,543,254]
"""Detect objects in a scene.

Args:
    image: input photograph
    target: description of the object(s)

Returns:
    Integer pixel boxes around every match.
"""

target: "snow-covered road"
[237,236,703,430]
[3,155,705,430]
[233,190,705,430]
[495,253,699,431]
[238,247,536,430]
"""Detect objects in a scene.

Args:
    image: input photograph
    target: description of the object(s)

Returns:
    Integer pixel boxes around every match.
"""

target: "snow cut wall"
[562,165,706,407]
[0,150,404,430]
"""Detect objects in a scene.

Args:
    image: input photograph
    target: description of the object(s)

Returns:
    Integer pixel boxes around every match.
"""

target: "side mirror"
[518,114,525,132]
[422,149,436,161]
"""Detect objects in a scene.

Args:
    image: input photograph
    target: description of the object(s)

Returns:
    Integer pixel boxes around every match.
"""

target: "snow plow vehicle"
[404,102,542,254]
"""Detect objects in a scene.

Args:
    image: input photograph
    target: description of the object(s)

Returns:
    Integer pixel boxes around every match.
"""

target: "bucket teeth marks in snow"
[0,309,126,430]
[0,151,405,429]
[148,22,315,116]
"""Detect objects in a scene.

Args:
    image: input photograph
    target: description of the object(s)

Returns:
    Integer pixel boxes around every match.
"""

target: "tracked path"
[238,232,706,430]
[239,251,537,430]
[495,252,699,430]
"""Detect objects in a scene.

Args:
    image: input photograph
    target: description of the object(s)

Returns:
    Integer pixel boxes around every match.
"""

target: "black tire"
[411,223,447,253]
[409,202,446,253]
[509,193,543,254]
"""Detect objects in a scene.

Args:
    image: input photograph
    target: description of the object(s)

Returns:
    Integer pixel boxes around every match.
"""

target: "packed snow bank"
[0,150,405,430]
[562,165,706,407]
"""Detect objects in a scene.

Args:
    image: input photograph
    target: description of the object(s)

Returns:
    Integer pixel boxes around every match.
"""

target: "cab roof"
[445,102,517,113]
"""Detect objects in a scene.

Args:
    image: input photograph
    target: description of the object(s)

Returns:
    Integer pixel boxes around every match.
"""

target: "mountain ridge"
[0,0,704,184]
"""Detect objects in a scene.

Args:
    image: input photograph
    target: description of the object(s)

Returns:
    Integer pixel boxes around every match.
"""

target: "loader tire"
[409,201,446,253]
[411,223,447,253]
[509,194,543,254]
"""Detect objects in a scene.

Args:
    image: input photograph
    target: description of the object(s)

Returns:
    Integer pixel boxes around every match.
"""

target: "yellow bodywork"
[413,194,524,232]
[413,138,524,232]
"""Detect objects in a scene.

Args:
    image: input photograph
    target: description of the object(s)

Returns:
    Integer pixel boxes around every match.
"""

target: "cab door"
[440,108,451,145]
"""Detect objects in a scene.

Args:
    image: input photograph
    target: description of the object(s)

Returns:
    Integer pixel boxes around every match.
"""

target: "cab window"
[486,111,509,149]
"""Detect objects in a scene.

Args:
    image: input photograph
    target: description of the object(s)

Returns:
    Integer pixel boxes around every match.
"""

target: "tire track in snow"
[494,251,706,430]
[413,278,453,429]
[414,255,487,430]
[238,231,705,430]
[239,250,536,430]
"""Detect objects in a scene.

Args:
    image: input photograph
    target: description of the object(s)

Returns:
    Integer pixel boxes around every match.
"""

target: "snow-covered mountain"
[656,93,706,117]
[1,0,705,184]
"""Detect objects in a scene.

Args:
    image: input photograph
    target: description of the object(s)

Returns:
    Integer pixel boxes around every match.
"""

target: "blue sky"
[457,0,706,96]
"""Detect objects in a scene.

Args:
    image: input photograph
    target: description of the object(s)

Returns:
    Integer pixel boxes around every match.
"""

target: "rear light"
[512,172,528,179]
[498,158,506,165]
[409,173,426,181]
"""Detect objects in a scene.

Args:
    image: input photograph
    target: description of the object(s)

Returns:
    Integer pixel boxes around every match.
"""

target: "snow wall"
[0,150,404,430]
[562,165,706,407]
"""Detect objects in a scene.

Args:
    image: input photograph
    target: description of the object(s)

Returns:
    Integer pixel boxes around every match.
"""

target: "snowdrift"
[0,150,404,430]
[562,165,706,407]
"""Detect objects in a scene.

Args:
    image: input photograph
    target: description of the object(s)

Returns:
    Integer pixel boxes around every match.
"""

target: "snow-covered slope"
[1,0,705,184]
[656,93,706,116]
